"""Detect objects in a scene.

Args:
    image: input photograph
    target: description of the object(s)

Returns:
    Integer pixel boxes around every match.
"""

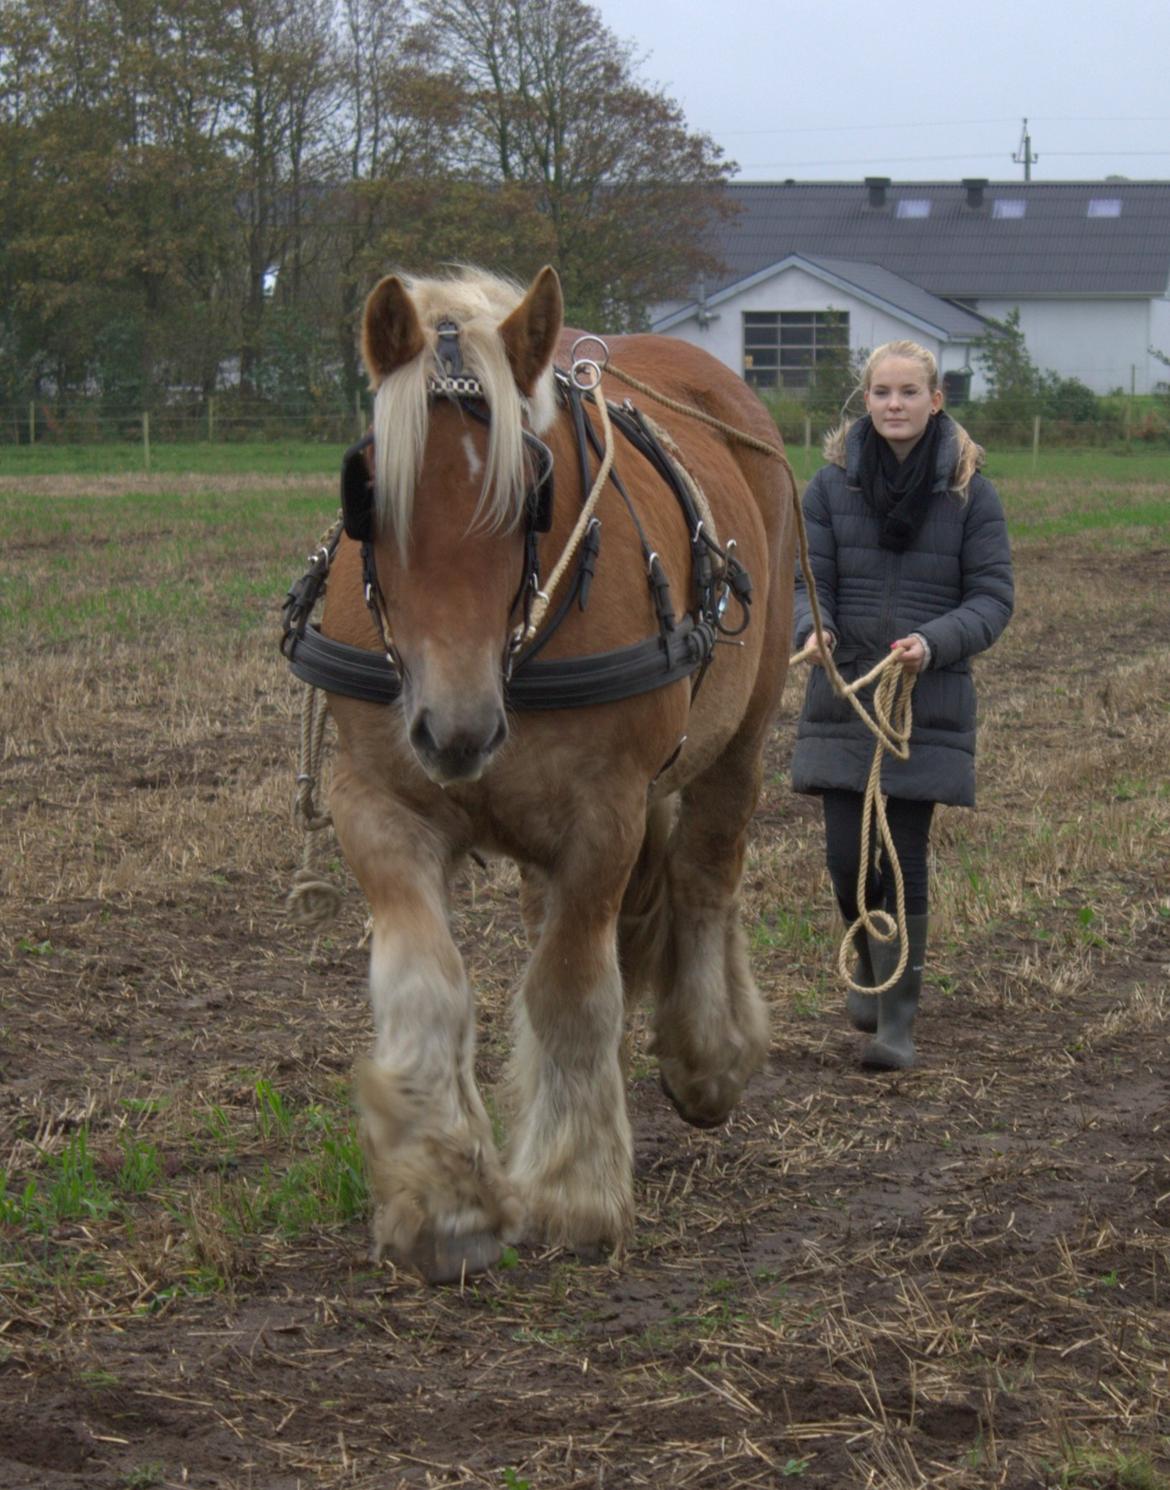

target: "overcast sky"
[590,0,1170,184]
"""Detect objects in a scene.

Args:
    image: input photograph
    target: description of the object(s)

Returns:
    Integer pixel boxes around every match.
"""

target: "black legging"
[822,788,936,920]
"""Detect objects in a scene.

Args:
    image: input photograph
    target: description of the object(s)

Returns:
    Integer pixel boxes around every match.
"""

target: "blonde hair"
[822,339,984,495]
[370,268,558,547]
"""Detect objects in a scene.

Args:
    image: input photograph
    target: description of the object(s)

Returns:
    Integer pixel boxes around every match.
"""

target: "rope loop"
[287,868,344,928]
[286,683,344,929]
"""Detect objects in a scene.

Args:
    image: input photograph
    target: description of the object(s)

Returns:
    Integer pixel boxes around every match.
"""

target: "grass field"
[1,444,1168,1489]
[0,440,344,478]
[3,432,1170,486]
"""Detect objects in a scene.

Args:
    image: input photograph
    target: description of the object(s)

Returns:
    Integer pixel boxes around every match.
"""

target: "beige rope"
[517,384,616,645]
[639,412,721,551]
[287,684,344,928]
[605,362,794,464]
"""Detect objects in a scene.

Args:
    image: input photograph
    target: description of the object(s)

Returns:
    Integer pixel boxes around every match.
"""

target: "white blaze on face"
[462,432,483,482]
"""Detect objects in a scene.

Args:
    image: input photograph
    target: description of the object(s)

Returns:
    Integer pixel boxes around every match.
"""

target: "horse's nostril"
[409,706,507,783]
[410,709,438,758]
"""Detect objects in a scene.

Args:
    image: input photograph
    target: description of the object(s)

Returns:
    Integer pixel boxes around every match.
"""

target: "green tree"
[974,308,1103,427]
[421,0,732,328]
[972,307,1041,416]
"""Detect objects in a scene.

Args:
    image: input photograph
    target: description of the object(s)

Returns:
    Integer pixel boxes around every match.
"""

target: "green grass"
[784,440,1170,486]
[1048,1447,1168,1490]
[1,1080,367,1271]
[1003,497,1170,541]
[0,486,336,646]
[0,443,1164,654]
[0,440,346,478]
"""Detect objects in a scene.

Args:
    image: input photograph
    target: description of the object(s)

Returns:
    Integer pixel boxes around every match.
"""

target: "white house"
[652,179,1170,399]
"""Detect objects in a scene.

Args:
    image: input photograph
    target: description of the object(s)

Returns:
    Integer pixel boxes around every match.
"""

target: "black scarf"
[856,412,944,552]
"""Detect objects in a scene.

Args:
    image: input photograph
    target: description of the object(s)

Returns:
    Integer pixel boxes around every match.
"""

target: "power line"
[735,150,1170,169]
[716,115,1170,138]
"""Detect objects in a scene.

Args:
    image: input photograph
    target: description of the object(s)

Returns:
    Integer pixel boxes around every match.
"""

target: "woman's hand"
[798,630,836,667]
[889,634,928,673]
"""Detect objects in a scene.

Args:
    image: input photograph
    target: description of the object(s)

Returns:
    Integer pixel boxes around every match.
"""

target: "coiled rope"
[287,680,344,927]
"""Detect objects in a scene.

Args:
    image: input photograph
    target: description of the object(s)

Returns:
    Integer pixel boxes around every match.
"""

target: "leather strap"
[285,615,715,712]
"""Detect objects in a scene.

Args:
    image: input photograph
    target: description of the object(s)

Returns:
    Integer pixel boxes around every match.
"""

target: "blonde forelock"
[370,268,559,555]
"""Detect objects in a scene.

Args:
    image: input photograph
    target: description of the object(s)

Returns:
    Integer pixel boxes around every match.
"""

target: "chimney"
[865,176,890,208]
[963,177,988,209]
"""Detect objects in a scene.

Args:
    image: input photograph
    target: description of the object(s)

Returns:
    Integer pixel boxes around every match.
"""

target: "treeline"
[0,0,730,412]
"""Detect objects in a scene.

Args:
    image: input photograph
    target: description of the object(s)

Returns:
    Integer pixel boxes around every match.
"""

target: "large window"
[743,311,850,390]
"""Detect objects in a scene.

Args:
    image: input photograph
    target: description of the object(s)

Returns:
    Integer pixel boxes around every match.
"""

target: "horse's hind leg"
[651,741,772,1128]
[331,770,519,1282]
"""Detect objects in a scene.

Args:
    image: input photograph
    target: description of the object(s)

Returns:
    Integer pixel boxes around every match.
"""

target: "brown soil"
[1,532,1168,1490]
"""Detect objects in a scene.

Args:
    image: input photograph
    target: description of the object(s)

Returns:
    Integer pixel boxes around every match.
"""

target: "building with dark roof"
[651,179,1170,397]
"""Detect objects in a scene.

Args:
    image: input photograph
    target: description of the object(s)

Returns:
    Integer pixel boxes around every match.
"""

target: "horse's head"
[361,265,564,786]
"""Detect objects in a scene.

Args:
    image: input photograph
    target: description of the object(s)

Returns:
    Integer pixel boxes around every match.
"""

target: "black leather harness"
[281,361,753,712]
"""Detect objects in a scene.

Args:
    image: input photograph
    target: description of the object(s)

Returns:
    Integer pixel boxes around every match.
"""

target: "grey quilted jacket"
[790,414,1014,806]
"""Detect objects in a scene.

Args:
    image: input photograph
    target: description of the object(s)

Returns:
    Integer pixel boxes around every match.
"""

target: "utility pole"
[1013,118,1038,181]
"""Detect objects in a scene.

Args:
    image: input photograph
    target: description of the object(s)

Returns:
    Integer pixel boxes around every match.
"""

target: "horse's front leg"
[507,832,641,1256]
[331,769,519,1283]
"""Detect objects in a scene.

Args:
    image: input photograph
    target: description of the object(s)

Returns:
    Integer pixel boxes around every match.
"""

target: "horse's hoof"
[659,1069,729,1131]
[406,1228,501,1284]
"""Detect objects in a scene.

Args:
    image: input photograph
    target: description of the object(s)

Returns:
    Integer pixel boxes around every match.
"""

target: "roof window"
[1087,198,1122,218]
[992,199,1026,220]
[895,198,931,219]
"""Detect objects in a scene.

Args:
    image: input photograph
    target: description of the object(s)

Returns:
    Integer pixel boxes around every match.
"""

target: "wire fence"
[0,396,370,450]
[3,396,1168,462]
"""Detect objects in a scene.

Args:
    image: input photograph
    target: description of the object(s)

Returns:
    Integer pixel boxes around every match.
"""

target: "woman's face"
[864,356,944,458]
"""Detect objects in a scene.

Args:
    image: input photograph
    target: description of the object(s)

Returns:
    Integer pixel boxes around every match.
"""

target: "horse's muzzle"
[408,705,508,785]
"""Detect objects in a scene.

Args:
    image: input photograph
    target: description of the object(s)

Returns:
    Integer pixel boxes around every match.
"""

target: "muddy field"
[1,472,1168,1489]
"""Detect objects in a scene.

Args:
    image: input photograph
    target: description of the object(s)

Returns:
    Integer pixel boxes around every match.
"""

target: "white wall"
[660,266,948,382]
[977,297,1155,394]
[1148,297,1170,392]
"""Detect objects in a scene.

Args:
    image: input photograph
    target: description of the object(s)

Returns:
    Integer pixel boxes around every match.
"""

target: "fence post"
[143,411,151,472]
[28,401,35,445]
[1031,414,1040,472]
[1124,399,1131,454]
[207,396,215,443]
[803,415,811,456]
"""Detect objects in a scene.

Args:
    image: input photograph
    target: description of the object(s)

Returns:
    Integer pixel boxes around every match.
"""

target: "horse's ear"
[499,265,563,396]
[362,275,426,384]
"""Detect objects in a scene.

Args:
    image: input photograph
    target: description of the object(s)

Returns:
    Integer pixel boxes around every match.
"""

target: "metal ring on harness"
[571,358,603,392]
[570,334,610,371]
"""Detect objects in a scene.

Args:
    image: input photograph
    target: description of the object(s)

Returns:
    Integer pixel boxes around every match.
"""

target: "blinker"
[524,433,554,533]
[338,372,554,544]
[341,433,375,542]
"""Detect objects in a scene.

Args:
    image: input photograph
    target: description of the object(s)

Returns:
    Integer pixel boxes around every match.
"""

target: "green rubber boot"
[846,921,900,1033]
[845,935,878,1032]
[861,914,929,1071]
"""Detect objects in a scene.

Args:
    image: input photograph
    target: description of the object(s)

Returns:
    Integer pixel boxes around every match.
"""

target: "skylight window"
[896,199,931,219]
[992,199,1026,219]
[1087,198,1122,218]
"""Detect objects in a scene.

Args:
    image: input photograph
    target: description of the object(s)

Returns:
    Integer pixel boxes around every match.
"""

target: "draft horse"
[293,265,795,1281]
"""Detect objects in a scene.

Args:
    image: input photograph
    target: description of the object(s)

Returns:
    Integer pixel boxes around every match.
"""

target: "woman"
[792,340,1014,1070]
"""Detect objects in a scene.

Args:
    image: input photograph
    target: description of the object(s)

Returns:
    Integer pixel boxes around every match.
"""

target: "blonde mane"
[370,268,559,546]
